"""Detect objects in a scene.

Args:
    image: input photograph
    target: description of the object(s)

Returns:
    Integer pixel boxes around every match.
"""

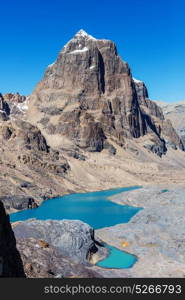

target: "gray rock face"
[0,201,25,277]
[0,111,8,121]
[3,93,26,104]
[143,137,167,157]
[133,78,149,100]
[0,196,35,211]
[13,219,97,263]
[2,93,27,117]
[134,80,184,152]
[15,120,49,152]
[0,199,106,278]
[27,30,183,156]
[156,100,185,148]
[16,237,102,278]
[0,119,49,152]
[0,93,9,120]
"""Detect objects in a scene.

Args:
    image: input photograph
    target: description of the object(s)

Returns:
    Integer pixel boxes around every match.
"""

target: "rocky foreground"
[13,219,109,278]
[0,200,107,278]
[0,198,133,278]
[96,186,185,277]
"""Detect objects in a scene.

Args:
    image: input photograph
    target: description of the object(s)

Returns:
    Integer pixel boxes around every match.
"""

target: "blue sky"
[0,0,185,102]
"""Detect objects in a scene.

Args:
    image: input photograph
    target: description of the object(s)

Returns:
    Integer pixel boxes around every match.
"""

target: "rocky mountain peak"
[40,30,125,97]
[74,29,97,40]
[61,29,97,56]
[133,77,149,100]
[27,32,184,156]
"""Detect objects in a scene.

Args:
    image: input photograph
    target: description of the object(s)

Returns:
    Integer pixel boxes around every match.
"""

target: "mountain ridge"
[155,99,185,147]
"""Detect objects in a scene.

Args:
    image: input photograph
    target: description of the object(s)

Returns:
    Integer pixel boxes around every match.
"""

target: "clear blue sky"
[0,0,185,102]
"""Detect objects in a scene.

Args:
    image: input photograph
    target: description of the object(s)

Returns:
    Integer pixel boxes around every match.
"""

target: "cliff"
[156,100,185,148]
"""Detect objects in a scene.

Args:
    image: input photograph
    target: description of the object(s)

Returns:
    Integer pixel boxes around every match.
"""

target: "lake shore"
[96,186,185,277]
[8,185,185,277]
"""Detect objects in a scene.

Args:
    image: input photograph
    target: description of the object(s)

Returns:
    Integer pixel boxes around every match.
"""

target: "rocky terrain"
[96,186,185,277]
[0,116,70,213]
[0,200,106,278]
[0,92,28,120]
[13,219,106,264]
[12,219,108,278]
[1,30,185,214]
[156,100,185,147]
[16,237,103,278]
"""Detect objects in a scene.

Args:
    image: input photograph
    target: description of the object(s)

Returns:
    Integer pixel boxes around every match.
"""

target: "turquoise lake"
[97,244,136,269]
[10,186,141,269]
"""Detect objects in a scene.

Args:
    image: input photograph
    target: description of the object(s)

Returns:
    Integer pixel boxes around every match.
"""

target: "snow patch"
[69,47,89,54]
[62,29,96,53]
[17,103,27,112]
[75,29,96,40]
[21,102,28,110]
[16,97,30,112]
[47,61,55,68]
[133,77,143,84]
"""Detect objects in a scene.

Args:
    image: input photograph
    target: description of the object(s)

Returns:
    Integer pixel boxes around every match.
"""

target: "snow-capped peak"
[75,29,96,40]
[133,77,143,84]
[61,30,97,54]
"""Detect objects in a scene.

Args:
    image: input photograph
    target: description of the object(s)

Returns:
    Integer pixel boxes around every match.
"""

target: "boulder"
[16,237,102,278]
[13,219,98,264]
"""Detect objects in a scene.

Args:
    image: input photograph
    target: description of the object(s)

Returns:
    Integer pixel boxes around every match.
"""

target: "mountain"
[156,100,185,147]
[1,30,185,213]
[27,29,184,156]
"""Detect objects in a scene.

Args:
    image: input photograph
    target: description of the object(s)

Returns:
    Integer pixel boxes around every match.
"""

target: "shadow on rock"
[0,200,26,277]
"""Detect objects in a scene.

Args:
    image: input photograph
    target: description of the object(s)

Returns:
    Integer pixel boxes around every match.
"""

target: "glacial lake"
[97,244,136,269]
[10,186,141,269]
